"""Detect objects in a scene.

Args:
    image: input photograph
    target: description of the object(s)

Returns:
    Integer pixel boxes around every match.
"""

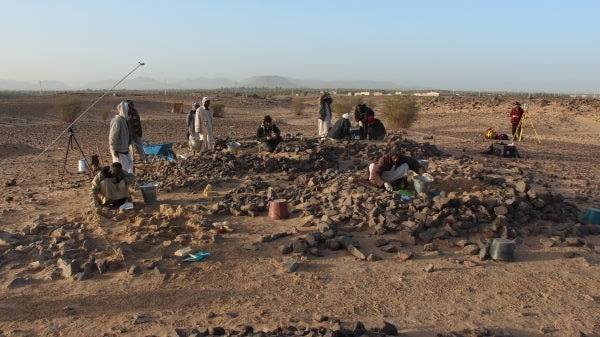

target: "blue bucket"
[350,130,361,139]
[582,208,600,225]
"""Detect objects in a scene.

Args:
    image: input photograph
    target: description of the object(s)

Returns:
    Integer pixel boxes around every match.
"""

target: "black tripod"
[61,127,90,183]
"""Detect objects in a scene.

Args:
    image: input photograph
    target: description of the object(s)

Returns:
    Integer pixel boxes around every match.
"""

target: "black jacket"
[327,118,351,139]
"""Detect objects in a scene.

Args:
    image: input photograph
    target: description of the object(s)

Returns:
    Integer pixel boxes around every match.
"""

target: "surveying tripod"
[61,127,91,183]
[512,103,541,144]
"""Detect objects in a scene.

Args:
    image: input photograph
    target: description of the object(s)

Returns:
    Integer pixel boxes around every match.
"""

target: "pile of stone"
[3,135,597,286]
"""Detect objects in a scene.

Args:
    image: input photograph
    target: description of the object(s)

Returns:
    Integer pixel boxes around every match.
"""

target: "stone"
[58,258,81,279]
[463,244,480,255]
[7,277,28,289]
[395,250,414,261]
[282,259,299,273]
[174,247,193,257]
[346,245,366,260]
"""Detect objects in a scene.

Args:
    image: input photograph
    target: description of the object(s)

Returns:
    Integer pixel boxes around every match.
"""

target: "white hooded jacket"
[109,101,131,153]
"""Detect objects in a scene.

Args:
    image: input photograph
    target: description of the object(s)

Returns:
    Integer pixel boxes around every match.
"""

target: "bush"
[381,96,419,129]
[331,96,362,120]
[290,97,305,115]
[55,97,82,123]
[212,103,225,117]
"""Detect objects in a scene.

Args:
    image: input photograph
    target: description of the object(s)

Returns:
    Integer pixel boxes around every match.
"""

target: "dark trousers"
[259,136,282,152]
[511,122,522,138]
[360,125,368,140]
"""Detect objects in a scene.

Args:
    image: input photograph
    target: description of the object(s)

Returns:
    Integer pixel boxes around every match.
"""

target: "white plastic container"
[78,159,89,173]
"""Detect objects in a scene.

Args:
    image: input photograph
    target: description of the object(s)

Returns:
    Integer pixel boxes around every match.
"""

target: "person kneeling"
[257,115,282,152]
[327,113,352,140]
[90,162,135,212]
[362,145,426,191]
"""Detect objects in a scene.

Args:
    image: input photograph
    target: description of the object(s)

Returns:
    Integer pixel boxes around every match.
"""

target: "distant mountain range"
[0,75,414,91]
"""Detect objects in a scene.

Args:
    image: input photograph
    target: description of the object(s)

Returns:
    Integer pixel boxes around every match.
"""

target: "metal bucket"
[227,141,241,155]
[139,183,158,205]
[413,173,434,194]
[78,159,89,173]
[268,199,290,220]
[417,159,430,171]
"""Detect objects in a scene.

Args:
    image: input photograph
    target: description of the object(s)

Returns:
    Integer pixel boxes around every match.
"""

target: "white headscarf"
[117,101,130,119]
[202,97,210,104]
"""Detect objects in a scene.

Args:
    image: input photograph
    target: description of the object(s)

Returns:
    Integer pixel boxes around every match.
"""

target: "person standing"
[257,115,282,152]
[187,101,199,152]
[327,112,352,140]
[317,91,333,140]
[354,103,375,140]
[126,100,143,161]
[109,101,134,174]
[361,145,426,191]
[510,101,525,139]
[195,97,214,152]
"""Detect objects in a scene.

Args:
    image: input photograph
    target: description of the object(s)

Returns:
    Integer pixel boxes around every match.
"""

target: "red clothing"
[510,106,524,124]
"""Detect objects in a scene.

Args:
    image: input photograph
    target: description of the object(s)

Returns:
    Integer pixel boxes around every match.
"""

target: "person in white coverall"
[109,101,134,174]
[194,97,214,152]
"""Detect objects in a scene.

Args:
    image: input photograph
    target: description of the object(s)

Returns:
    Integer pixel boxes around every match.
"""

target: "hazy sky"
[1,0,598,93]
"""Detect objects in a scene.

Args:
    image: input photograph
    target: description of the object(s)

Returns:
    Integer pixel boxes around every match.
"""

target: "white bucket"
[413,173,434,194]
[227,141,241,155]
[189,137,201,151]
[78,159,89,173]
[139,183,158,205]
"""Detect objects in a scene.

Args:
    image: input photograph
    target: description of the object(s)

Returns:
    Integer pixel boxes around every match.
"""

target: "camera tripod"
[512,104,542,144]
[61,127,91,183]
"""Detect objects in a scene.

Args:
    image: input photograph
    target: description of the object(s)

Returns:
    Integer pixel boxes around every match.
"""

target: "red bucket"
[268,199,290,220]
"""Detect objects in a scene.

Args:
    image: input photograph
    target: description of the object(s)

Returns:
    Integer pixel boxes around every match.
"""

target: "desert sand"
[1,93,600,337]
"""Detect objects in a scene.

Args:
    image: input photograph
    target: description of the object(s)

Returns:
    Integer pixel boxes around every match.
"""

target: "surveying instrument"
[512,103,541,143]
[61,127,91,183]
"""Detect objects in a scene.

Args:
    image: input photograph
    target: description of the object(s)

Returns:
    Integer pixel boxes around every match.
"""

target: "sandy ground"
[0,93,600,337]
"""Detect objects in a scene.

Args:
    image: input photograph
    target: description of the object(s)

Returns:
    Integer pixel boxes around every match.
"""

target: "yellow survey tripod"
[512,103,541,143]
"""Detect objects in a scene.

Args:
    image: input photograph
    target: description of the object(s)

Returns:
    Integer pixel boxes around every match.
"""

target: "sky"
[1,0,599,93]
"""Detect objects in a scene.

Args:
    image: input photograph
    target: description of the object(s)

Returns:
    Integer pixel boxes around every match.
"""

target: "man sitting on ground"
[257,115,282,152]
[90,162,135,212]
[362,145,426,191]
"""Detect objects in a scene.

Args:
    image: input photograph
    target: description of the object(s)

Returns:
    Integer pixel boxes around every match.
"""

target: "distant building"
[412,91,440,97]
[394,91,403,95]
[354,91,371,96]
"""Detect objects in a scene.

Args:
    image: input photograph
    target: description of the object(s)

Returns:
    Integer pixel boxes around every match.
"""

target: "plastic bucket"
[139,184,158,205]
[78,159,89,173]
[189,137,201,151]
[350,130,361,139]
[490,238,515,262]
[227,141,241,155]
[413,173,434,194]
[582,207,600,225]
